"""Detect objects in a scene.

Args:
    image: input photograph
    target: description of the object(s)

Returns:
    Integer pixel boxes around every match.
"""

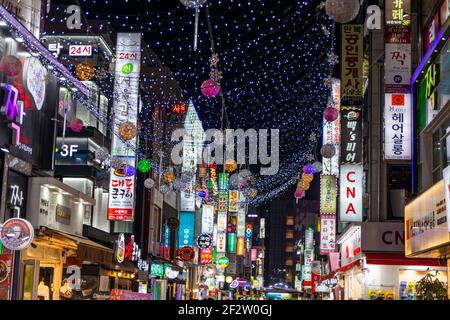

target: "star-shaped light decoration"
[317,1,326,9]
[323,75,334,88]
[321,24,331,37]
[209,53,220,67]
[327,53,340,65]
[210,69,223,82]
[306,154,315,162]
[309,132,317,142]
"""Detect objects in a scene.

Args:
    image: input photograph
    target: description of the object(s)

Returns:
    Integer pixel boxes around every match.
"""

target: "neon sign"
[1,83,25,146]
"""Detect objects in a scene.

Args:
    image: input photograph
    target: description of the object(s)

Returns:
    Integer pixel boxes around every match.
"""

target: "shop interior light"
[15,37,24,43]
[131,274,135,279]
[118,272,123,277]
[0,20,7,26]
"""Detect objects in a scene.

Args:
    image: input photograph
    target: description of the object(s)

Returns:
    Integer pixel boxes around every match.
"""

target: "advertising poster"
[320,175,337,214]
[384,93,412,160]
[320,214,336,254]
[108,168,135,221]
[201,205,214,234]
[339,165,363,222]
[228,190,238,212]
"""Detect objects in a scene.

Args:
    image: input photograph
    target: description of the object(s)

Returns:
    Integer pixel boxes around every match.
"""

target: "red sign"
[0,254,13,300]
[385,27,411,44]
[110,289,151,300]
[424,13,439,52]
[200,248,213,265]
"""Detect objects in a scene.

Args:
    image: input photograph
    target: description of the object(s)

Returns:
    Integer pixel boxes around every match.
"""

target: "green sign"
[150,263,164,277]
[217,256,229,268]
[227,233,237,253]
[121,63,134,75]
[0,240,2,254]
[218,173,229,191]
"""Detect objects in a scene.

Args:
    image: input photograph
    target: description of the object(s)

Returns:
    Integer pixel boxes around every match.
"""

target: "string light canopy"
[50,0,334,205]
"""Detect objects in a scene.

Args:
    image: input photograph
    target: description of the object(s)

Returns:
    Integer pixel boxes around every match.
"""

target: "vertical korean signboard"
[384,93,412,160]
[201,205,214,234]
[320,175,337,254]
[217,191,228,253]
[178,212,195,248]
[341,25,363,106]
[385,28,411,93]
[339,165,363,222]
[320,175,337,214]
[323,80,341,175]
[340,107,363,164]
[108,33,141,221]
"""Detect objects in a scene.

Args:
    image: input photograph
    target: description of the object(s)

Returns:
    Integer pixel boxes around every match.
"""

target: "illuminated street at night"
[0,0,449,308]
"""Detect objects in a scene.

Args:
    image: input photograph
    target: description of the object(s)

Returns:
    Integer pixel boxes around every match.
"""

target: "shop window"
[285,243,294,253]
[432,130,442,183]
[387,165,412,219]
[286,216,294,226]
[285,258,293,266]
[285,230,294,239]
[62,178,93,197]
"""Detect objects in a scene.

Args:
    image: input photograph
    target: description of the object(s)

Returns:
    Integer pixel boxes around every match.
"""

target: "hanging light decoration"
[201,79,221,98]
[137,159,152,173]
[95,147,109,162]
[69,118,84,132]
[118,121,138,141]
[302,164,315,174]
[164,171,175,183]
[109,156,124,169]
[125,165,136,177]
[225,159,237,173]
[173,178,183,191]
[160,184,171,194]
[229,173,239,188]
[294,188,305,203]
[179,0,207,51]
[199,164,207,178]
[321,144,336,159]
[325,0,360,23]
[312,161,323,173]
[324,107,339,122]
[144,178,155,189]
[76,61,95,81]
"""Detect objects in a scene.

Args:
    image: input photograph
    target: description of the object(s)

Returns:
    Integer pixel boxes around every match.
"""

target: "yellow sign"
[385,0,411,26]
[320,175,337,214]
[341,25,364,98]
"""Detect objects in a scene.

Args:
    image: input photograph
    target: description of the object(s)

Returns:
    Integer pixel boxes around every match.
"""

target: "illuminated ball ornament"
[125,165,136,177]
[160,184,171,194]
[164,171,175,183]
[302,173,314,183]
[137,159,152,173]
[312,161,323,173]
[95,147,109,162]
[198,190,207,198]
[201,79,221,98]
[229,173,239,188]
[325,0,361,23]
[225,159,237,173]
[76,61,95,81]
[199,166,207,178]
[109,156,124,169]
[173,178,183,191]
[324,107,339,122]
[179,0,207,8]
[294,188,305,199]
[321,144,336,159]
[144,178,155,189]
[70,118,84,132]
[303,164,315,174]
[118,121,138,141]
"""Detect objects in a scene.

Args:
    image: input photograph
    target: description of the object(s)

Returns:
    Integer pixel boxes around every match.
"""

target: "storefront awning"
[365,253,447,267]
[44,229,113,265]
[149,255,184,272]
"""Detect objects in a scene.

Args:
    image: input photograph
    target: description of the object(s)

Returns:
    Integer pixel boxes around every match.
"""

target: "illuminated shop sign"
[340,107,363,164]
[339,164,363,222]
[384,94,412,160]
[320,175,337,214]
[341,24,363,104]
[178,211,195,248]
[385,0,411,26]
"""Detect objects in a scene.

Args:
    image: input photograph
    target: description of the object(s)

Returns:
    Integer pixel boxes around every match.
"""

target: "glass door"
[21,260,40,300]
